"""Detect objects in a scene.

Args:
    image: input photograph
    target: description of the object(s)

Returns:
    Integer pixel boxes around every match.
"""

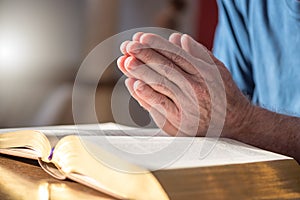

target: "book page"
[0,123,168,147]
[0,123,291,170]
[77,136,291,171]
[0,123,166,136]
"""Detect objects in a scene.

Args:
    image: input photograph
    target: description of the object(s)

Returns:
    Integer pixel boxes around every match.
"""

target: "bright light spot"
[0,35,23,66]
[38,182,50,200]
[0,42,16,64]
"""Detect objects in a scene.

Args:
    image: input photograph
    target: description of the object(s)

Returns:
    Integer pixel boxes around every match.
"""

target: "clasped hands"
[117,32,252,138]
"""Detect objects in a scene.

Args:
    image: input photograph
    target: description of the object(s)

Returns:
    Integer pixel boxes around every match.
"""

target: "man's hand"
[117,32,300,162]
[117,32,252,137]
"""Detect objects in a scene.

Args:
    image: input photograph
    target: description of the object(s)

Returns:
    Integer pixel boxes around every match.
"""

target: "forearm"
[231,105,300,163]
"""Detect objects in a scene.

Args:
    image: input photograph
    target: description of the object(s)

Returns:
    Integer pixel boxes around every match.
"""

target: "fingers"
[180,34,214,64]
[180,34,225,82]
[132,32,144,41]
[125,78,179,135]
[148,106,179,136]
[138,33,199,75]
[117,55,132,77]
[125,78,151,110]
[168,33,215,65]
[123,56,181,105]
[120,33,214,78]
[124,40,191,89]
[119,32,144,55]
[120,40,130,55]
[169,32,182,47]
[131,79,179,125]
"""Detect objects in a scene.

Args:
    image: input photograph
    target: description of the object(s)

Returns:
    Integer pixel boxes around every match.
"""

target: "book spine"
[38,157,66,180]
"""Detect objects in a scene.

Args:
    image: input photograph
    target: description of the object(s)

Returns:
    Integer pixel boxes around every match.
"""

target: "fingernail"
[124,78,130,87]
[127,41,142,54]
[124,57,131,69]
[124,78,134,95]
[140,33,155,45]
[124,57,134,70]
[133,80,144,91]
[117,56,124,67]
[124,57,140,71]
[125,78,134,91]
[120,41,130,54]
[133,32,144,41]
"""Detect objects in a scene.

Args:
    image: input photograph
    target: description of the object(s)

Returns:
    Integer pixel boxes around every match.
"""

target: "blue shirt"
[213,0,300,117]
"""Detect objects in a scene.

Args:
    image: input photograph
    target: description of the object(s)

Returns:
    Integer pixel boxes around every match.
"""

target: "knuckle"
[157,79,172,95]
[151,95,164,105]
[160,59,176,76]
[171,53,184,64]
[142,49,153,61]
[153,76,165,87]
[152,95,162,104]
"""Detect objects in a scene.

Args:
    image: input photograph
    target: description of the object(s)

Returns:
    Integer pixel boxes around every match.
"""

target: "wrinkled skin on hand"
[117,32,252,138]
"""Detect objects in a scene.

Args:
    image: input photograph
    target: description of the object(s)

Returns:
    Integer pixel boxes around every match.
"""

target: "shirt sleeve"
[213,0,254,99]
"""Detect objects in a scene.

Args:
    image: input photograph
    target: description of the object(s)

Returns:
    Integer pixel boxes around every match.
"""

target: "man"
[117,0,300,163]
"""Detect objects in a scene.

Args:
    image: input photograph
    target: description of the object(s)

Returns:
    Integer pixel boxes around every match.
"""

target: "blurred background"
[0,0,218,128]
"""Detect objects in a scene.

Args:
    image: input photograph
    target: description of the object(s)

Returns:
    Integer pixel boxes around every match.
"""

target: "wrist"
[229,104,277,143]
[231,104,257,140]
[222,100,256,139]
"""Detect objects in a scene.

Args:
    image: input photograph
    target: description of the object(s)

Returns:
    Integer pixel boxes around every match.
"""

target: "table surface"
[1,155,300,200]
[0,155,114,200]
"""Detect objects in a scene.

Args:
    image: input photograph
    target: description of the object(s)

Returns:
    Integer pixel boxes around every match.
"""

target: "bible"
[0,123,298,199]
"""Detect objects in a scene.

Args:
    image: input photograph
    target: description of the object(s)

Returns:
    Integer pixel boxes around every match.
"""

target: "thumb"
[181,34,214,64]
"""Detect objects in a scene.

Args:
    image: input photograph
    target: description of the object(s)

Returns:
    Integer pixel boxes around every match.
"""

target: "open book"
[0,123,293,199]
